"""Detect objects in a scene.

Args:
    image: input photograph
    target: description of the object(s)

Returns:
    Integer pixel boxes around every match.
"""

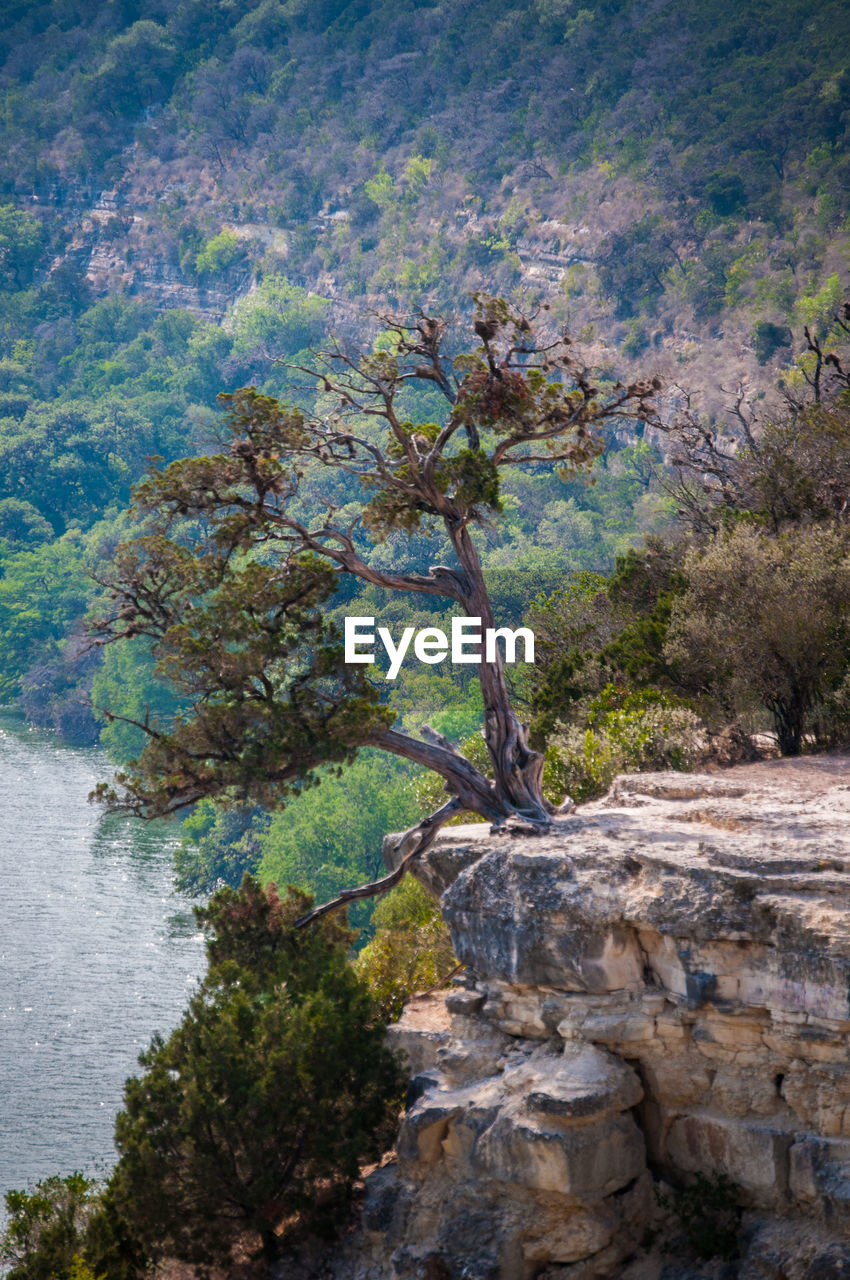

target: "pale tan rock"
[710,1063,784,1116]
[386,991,452,1078]
[665,1112,792,1202]
[337,756,850,1279]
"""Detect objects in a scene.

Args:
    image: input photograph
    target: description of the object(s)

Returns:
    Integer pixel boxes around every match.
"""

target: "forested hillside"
[1,0,848,379]
[0,0,848,913]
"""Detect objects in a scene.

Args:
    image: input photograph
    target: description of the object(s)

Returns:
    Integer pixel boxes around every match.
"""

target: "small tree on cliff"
[92,297,657,921]
[107,878,404,1267]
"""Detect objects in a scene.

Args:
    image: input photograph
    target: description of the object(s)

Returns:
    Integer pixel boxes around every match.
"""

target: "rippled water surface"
[0,709,205,1210]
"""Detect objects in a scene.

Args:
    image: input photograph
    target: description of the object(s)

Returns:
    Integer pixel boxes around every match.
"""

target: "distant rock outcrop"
[288,756,850,1278]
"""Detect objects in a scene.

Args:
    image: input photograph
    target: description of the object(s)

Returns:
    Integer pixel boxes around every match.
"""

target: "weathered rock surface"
[288,756,850,1279]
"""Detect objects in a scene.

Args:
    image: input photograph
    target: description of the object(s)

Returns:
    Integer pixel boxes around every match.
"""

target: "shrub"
[1,1175,98,1280]
[356,877,456,1022]
[107,878,405,1267]
[664,524,850,755]
[194,228,244,277]
[545,685,705,803]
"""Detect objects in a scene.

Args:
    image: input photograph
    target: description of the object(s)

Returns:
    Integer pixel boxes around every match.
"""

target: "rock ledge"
[300,757,850,1278]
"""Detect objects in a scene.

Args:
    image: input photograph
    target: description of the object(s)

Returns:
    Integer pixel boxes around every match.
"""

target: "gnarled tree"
[91,297,657,922]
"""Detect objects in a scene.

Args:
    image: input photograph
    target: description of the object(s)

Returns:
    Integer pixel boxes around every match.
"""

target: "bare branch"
[293,796,465,928]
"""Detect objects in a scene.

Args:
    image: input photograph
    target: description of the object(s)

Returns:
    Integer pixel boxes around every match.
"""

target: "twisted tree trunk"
[451,525,552,827]
[294,538,560,929]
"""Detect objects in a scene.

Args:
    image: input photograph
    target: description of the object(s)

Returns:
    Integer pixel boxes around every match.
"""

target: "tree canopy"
[92,297,657,917]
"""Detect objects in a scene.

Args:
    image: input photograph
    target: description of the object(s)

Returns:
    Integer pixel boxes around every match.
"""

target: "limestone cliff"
[289,755,850,1279]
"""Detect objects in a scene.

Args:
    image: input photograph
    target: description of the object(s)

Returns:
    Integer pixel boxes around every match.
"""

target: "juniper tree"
[92,296,657,922]
[107,879,404,1266]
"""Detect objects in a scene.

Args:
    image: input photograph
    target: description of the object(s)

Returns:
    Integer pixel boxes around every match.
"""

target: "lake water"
[0,709,206,1216]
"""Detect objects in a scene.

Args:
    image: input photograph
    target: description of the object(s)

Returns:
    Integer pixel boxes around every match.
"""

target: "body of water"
[0,709,206,1213]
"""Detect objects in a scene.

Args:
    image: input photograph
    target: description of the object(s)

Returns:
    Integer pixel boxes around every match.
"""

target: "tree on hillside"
[91,297,657,920]
[665,524,850,756]
[0,205,45,290]
[658,296,850,535]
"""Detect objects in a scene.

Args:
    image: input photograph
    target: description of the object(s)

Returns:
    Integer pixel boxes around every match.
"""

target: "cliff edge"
[295,755,850,1279]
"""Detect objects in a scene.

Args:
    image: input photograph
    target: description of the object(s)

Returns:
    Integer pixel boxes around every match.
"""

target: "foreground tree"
[2,882,405,1275]
[107,878,404,1267]
[92,297,657,918]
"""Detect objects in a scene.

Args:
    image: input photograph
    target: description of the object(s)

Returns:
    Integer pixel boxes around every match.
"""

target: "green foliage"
[545,685,705,803]
[355,876,456,1022]
[0,206,45,290]
[601,543,687,685]
[1,1174,99,1280]
[230,274,328,371]
[91,531,391,816]
[66,1256,101,1280]
[194,228,244,277]
[83,21,179,118]
[702,168,748,217]
[797,273,843,341]
[258,751,421,935]
[525,570,616,745]
[174,798,270,894]
[665,524,850,755]
[0,298,240,537]
[0,0,846,223]
[363,437,503,539]
[0,0,846,353]
[0,530,93,699]
[364,168,397,212]
[108,878,405,1266]
[621,320,650,358]
[90,637,184,764]
[0,498,52,546]
[525,544,687,749]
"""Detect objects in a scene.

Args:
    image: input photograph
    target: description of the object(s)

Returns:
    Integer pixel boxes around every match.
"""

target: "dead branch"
[293,796,465,929]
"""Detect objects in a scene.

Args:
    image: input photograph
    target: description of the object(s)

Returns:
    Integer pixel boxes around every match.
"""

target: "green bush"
[356,877,456,1022]
[194,228,244,277]
[108,877,405,1267]
[545,685,705,803]
[1,1175,99,1280]
[665,524,850,755]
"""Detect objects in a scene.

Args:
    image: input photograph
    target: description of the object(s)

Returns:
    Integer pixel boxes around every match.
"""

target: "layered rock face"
[361,756,850,1279]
